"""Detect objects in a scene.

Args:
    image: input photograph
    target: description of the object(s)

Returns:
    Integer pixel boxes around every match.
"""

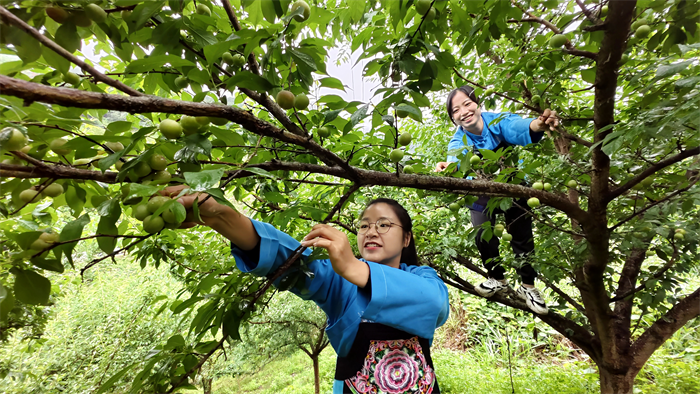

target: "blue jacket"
[230,219,450,392]
[447,111,542,163]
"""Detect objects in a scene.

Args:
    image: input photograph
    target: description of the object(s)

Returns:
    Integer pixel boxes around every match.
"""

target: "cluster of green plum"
[128,195,186,234]
[414,0,437,23]
[157,115,227,140]
[17,183,64,205]
[28,230,60,252]
[389,132,413,170]
[275,90,309,111]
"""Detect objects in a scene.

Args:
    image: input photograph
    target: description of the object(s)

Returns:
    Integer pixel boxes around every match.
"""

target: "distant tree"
[235,291,329,394]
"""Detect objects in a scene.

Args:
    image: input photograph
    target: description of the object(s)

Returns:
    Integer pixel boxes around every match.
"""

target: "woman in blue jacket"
[164,186,450,394]
[435,85,558,315]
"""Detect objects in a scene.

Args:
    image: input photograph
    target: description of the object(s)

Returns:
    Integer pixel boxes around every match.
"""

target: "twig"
[610,177,699,231]
[606,146,700,203]
[574,0,601,24]
[0,6,143,97]
[509,0,597,61]
[610,246,679,302]
[80,235,152,276]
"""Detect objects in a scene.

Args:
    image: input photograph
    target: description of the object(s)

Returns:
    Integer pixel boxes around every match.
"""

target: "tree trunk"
[598,367,637,394]
[202,377,213,394]
[312,355,320,394]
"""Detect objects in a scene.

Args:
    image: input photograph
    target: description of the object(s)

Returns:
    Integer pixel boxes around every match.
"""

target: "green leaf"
[289,49,318,72]
[65,184,86,216]
[58,214,91,266]
[323,109,344,124]
[95,363,137,394]
[54,23,81,53]
[125,55,196,74]
[243,166,278,179]
[126,183,160,198]
[204,188,236,210]
[581,68,596,84]
[223,309,241,340]
[107,121,133,134]
[172,296,204,314]
[225,71,275,93]
[675,76,700,88]
[131,1,166,29]
[98,150,126,173]
[656,60,693,78]
[97,213,119,254]
[0,286,14,323]
[165,334,186,350]
[184,168,224,191]
[42,46,69,74]
[31,257,65,273]
[13,269,51,305]
[97,199,122,218]
[261,0,277,23]
[395,103,422,122]
[319,77,346,91]
[345,104,369,132]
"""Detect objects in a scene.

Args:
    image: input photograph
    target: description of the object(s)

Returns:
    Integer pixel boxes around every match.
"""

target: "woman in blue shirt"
[163,186,450,394]
[435,85,558,315]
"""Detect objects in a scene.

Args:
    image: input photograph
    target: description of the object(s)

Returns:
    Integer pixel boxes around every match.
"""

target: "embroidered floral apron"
[335,322,439,394]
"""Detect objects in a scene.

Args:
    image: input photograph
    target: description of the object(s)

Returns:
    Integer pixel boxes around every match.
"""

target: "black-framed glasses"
[355,218,403,234]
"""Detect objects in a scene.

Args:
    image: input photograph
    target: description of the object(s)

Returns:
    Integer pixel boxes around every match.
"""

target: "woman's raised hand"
[533,109,559,132]
[301,224,369,287]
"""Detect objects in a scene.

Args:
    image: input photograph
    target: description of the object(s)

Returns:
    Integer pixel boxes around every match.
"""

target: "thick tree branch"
[606,147,700,203]
[610,246,679,302]
[0,75,351,173]
[630,286,700,371]
[0,6,143,97]
[435,265,598,359]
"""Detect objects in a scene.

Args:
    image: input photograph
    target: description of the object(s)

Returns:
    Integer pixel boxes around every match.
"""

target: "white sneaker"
[516,285,549,315]
[475,278,509,298]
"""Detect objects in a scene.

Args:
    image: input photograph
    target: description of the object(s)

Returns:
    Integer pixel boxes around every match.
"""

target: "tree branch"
[322,184,361,223]
[574,0,601,24]
[610,245,679,302]
[630,286,700,371]
[606,146,700,204]
[434,264,599,359]
[0,75,352,172]
[0,6,143,97]
[510,0,597,60]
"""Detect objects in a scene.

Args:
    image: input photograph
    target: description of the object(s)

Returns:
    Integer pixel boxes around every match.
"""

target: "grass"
[208,335,699,394]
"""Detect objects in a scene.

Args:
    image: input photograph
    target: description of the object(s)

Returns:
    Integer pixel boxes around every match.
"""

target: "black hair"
[361,198,419,266]
[446,85,480,125]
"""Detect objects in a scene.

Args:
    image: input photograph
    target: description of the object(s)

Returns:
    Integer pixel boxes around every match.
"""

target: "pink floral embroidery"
[346,337,434,394]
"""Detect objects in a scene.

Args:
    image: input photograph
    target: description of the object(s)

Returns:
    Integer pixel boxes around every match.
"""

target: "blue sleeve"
[357,263,449,341]
[491,112,540,147]
[230,219,356,326]
[446,128,467,163]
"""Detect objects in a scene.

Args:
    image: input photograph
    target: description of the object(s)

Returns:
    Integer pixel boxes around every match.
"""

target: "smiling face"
[450,90,483,134]
[357,203,410,269]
